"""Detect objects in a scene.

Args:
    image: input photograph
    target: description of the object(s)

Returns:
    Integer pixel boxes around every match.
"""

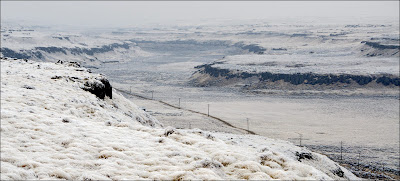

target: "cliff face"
[191,63,400,96]
[194,64,399,87]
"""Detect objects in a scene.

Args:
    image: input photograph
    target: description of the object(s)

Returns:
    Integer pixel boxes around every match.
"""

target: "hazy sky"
[1,1,399,28]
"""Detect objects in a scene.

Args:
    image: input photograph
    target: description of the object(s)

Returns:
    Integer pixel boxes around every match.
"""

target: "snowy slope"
[1,59,358,180]
[0,30,152,66]
[212,54,399,76]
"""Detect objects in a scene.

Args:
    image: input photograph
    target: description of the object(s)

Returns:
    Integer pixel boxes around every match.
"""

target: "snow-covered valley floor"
[0,58,359,180]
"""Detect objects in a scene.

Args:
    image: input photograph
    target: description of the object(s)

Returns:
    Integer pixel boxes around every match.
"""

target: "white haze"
[1,1,399,29]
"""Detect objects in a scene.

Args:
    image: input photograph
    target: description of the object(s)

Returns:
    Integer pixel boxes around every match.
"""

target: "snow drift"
[1,58,358,180]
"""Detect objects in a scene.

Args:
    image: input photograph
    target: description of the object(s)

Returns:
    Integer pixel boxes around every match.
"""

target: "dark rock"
[51,76,63,79]
[332,167,344,177]
[82,77,112,99]
[62,118,71,123]
[68,61,81,68]
[164,127,176,137]
[100,78,112,99]
[272,48,287,51]
[295,151,313,161]
[22,85,35,90]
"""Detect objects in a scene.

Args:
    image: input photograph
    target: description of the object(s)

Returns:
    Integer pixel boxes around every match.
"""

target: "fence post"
[246,118,249,132]
[207,104,210,117]
[300,134,302,147]
[179,98,181,108]
[340,141,343,160]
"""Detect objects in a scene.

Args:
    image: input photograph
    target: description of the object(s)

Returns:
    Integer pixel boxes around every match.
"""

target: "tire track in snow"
[116,88,256,135]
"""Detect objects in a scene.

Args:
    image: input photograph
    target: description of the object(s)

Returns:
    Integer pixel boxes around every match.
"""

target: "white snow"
[0,30,153,66]
[212,54,399,76]
[1,58,358,180]
[2,19,398,69]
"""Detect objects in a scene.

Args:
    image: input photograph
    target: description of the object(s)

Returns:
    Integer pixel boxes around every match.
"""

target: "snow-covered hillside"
[2,20,399,68]
[0,29,152,66]
[190,53,399,94]
[1,58,358,180]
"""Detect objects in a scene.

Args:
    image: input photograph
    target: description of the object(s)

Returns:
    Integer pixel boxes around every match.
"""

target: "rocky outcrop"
[49,61,113,100]
[296,152,314,162]
[360,41,399,57]
[82,77,112,100]
[192,64,400,87]
[362,41,399,50]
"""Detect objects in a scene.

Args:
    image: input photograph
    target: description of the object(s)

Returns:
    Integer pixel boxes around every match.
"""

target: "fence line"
[117,87,398,179]
[115,88,256,135]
